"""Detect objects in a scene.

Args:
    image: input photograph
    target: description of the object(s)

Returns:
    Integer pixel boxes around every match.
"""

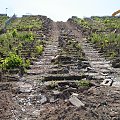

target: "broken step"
[48,68,69,74]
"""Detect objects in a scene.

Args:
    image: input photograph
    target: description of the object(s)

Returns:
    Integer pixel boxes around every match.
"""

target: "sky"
[0,0,120,21]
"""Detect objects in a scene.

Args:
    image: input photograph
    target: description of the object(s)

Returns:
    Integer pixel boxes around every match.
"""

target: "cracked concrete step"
[27,70,46,75]
[90,61,111,65]
[43,54,58,57]
[91,64,111,68]
[84,73,106,80]
[44,80,80,86]
[112,80,120,87]
[29,64,58,69]
[88,58,105,61]
[42,74,86,81]
[84,53,103,57]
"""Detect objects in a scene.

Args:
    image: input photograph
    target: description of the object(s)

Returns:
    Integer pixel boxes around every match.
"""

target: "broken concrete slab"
[72,93,79,97]
[33,110,40,116]
[112,77,120,87]
[52,90,61,95]
[0,83,12,91]
[16,82,33,93]
[40,95,47,104]
[69,95,85,107]
[101,79,113,86]
[112,81,120,87]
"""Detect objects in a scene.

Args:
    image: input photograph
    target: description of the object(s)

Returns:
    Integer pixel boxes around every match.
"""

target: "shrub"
[76,43,82,50]
[18,32,34,42]
[12,29,18,37]
[1,53,23,70]
[77,80,90,87]
[24,59,30,68]
[35,45,44,55]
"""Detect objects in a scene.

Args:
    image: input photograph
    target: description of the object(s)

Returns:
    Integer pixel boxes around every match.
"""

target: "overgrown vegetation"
[1,53,23,70]
[7,16,43,31]
[0,15,45,74]
[71,16,120,62]
[76,80,90,87]
[35,45,44,55]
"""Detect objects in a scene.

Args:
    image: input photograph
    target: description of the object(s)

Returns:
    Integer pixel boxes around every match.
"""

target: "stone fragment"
[112,77,120,87]
[72,93,79,97]
[52,90,61,95]
[19,83,33,93]
[40,95,47,104]
[33,110,40,116]
[69,95,85,107]
[101,79,113,86]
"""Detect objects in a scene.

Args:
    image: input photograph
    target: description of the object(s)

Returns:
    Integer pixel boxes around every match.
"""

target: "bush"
[1,53,23,69]
[18,32,34,42]
[35,45,44,55]
[77,80,90,87]
[76,43,82,50]
[12,29,18,37]
[24,59,30,68]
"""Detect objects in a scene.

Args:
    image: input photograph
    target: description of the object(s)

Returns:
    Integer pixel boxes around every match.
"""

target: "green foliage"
[12,29,18,37]
[73,16,120,59]
[35,45,44,55]
[18,32,34,42]
[74,18,90,29]
[1,53,23,69]
[24,59,30,68]
[0,16,45,73]
[75,43,82,50]
[0,16,9,28]
[90,33,101,44]
[77,80,90,87]
[108,52,117,58]
[48,81,58,89]
[7,16,43,31]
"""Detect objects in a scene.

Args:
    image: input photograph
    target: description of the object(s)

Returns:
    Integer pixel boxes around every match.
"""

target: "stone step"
[90,61,110,65]
[88,58,105,61]
[84,51,101,54]
[27,70,45,75]
[1,75,19,82]
[30,64,58,68]
[44,49,58,52]
[85,54,102,57]
[44,46,58,49]
[42,74,86,81]
[43,54,57,57]
[90,64,111,68]
[33,61,51,65]
[48,68,68,74]
[44,80,79,86]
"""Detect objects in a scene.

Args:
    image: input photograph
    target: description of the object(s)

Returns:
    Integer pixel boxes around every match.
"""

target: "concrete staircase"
[79,38,115,80]
[41,22,88,82]
[26,22,59,80]
[66,21,120,86]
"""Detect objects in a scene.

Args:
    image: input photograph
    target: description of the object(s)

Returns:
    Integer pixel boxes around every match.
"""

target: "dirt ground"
[0,84,120,120]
